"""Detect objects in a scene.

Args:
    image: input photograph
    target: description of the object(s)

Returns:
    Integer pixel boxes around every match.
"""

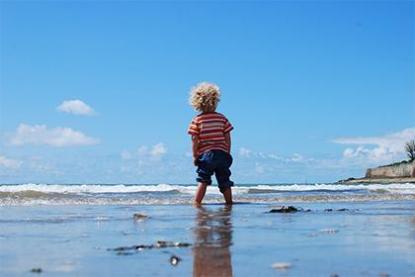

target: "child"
[188,82,234,205]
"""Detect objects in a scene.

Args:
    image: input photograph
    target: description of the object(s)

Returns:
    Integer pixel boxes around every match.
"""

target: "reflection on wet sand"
[193,206,233,277]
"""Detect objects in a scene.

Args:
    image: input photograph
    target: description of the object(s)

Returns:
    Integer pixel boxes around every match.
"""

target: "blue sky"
[1,1,414,184]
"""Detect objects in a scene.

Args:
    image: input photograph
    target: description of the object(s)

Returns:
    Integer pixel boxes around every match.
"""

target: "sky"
[0,1,414,184]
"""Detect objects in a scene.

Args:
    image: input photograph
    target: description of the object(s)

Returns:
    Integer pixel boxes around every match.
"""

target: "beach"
[2,1,414,276]
[1,183,415,276]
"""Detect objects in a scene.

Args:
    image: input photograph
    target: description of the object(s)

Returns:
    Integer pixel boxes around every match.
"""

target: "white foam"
[0,183,413,195]
[247,183,415,194]
[0,183,233,195]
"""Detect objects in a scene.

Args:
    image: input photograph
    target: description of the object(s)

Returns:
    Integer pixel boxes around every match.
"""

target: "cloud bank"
[0,155,22,169]
[9,124,99,147]
[122,143,168,161]
[333,127,415,163]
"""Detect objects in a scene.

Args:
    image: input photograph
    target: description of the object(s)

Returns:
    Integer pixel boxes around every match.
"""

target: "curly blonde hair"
[189,82,221,113]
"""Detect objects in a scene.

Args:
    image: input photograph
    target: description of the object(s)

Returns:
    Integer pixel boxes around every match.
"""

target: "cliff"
[338,160,415,184]
[365,160,415,178]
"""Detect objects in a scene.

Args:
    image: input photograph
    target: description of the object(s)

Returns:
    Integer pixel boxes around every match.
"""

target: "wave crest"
[0,183,414,195]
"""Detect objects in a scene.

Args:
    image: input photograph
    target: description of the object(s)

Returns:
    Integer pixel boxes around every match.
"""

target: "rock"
[272,262,292,270]
[337,177,356,183]
[325,208,349,212]
[110,244,153,252]
[109,241,192,255]
[116,251,133,256]
[111,246,129,252]
[30,268,42,273]
[156,241,170,248]
[170,255,181,266]
[175,242,191,247]
[135,244,153,251]
[113,246,132,252]
[133,213,148,221]
[269,206,298,213]
[366,160,415,179]
[156,241,192,248]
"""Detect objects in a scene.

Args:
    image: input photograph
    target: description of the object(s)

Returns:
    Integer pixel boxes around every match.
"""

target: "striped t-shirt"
[188,112,234,156]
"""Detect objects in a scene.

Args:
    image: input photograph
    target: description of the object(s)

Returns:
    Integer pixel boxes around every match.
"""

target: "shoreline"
[338,177,415,184]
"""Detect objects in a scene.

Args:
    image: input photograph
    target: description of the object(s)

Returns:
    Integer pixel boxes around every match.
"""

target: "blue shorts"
[195,150,234,193]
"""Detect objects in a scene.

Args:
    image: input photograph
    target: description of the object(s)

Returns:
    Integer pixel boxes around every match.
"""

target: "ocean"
[1,183,414,276]
[1,183,414,206]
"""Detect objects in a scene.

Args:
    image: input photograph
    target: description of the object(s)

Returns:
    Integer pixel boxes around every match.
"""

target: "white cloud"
[289,153,304,162]
[239,147,252,158]
[0,155,22,169]
[150,143,167,158]
[238,147,305,163]
[333,127,415,163]
[268,154,282,160]
[121,143,168,161]
[334,127,415,153]
[255,162,265,174]
[120,143,170,178]
[57,99,95,116]
[9,124,99,147]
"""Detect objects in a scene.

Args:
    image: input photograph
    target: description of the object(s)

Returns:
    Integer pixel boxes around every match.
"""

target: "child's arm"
[192,135,199,166]
[225,132,231,153]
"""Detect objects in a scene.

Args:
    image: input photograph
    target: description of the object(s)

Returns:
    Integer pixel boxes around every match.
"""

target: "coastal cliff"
[339,160,415,184]
[366,160,415,178]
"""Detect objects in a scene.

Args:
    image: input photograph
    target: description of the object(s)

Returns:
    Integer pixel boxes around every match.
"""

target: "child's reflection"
[193,205,233,277]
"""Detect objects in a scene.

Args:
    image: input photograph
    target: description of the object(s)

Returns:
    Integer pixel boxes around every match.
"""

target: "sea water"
[0,183,414,206]
[1,183,414,276]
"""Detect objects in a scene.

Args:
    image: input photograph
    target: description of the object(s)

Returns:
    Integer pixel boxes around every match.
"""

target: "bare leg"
[222,187,233,205]
[194,183,208,204]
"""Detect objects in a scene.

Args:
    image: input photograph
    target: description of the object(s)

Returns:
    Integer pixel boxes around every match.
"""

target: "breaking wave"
[0,183,414,206]
[1,183,414,194]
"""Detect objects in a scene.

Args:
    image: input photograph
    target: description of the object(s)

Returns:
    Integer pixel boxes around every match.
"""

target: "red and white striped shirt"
[188,112,234,156]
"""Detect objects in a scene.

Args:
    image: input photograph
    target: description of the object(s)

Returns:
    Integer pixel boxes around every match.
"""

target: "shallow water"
[1,199,415,276]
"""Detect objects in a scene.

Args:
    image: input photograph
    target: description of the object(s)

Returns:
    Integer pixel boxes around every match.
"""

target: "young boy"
[187,82,234,205]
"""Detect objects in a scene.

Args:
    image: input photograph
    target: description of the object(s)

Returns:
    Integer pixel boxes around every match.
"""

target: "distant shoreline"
[338,159,415,184]
[338,177,415,184]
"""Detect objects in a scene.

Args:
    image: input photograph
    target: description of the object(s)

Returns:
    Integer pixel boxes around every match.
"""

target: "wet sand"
[1,201,415,276]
